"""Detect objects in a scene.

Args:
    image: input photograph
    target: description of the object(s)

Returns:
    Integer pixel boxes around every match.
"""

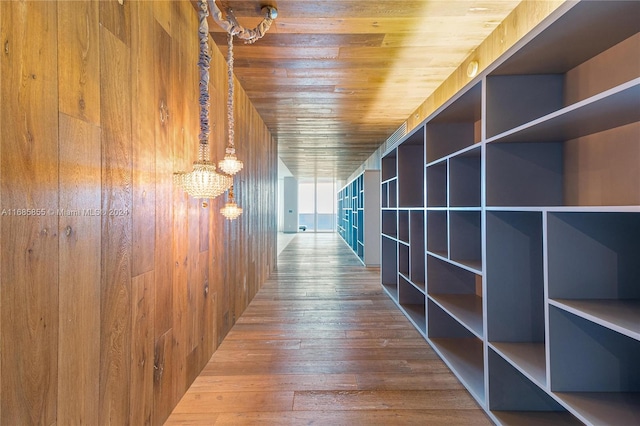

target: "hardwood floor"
[166,233,492,425]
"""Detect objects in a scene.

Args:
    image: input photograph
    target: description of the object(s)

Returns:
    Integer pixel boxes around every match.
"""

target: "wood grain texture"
[57,0,100,124]
[167,234,490,424]
[99,25,132,426]
[0,2,59,424]
[131,0,157,277]
[153,20,173,340]
[208,0,524,179]
[131,270,155,426]
[56,13,102,418]
[57,113,101,426]
[1,1,276,424]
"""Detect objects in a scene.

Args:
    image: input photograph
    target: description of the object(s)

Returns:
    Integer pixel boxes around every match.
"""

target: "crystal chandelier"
[218,32,243,176]
[220,184,243,220]
[174,0,232,206]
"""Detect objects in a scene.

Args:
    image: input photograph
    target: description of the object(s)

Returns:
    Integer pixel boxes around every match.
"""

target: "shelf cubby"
[486,211,544,323]
[489,349,581,426]
[399,275,426,335]
[449,211,482,271]
[449,147,481,208]
[487,119,640,208]
[427,255,483,338]
[428,299,485,404]
[381,182,388,208]
[381,149,397,181]
[381,209,397,238]
[409,210,425,289]
[426,160,447,207]
[549,306,640,425]
[397,126,425,208]
[547,212,640,340]
[426,82,482,164]
[397,210,409,244]
[426,210,448,258]
[486,74,565,138]
[486,141,563,207]
[388,179,397,208]
[381,236,397,300]
[398,242,409,278]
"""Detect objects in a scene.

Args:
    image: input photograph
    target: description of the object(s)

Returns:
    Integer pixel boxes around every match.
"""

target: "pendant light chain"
[198,0,211,161]
[227,32,235,153]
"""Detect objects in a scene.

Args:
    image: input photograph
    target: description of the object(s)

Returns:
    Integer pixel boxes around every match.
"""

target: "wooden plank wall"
[0,1,277,425]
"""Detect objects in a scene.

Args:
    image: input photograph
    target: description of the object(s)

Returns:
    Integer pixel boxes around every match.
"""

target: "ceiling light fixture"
[174,0,232,207]
[220,183,243,220]
[218,32,243,176]
[175,0,277,212]
[208,1,278,219]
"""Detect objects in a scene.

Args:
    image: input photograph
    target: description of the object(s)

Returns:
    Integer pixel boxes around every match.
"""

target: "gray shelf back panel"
[486,74,564,138]
[398,210,409,244]
[399,243,409,277]
[486,211,544,343]
[488,349,565,412]
[487,82,640,144]
[427,254,479,295]
[449,211,482,268]
[449,148,481,207]
[409,210,425,286]
[381,236,397,297]
[426,161,447,207]
[547,212,640,300]
[486,142,563,207]
[381,151,397,182]
[549,306,640,392]
[398,144,425,208]
[426,210,448,256]
[381,210,397,238]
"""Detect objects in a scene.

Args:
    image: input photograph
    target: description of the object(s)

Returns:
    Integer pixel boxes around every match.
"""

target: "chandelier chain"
[227,33,235,151]
[198,0,211,160]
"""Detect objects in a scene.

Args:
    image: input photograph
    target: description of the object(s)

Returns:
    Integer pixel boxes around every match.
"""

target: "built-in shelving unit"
[379,2,640,424]
[337,170,380,266]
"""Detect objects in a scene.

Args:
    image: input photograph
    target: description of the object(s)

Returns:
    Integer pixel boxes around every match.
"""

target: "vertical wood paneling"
[131,0,156,276]
[0,2,59,424]
[99,26,132,426]
[1,1,277,424]
[58,0,100,124]
[99,0,130,46]
[153,21,173,338]
[153,15,175,423]
[56,4,101,422]
[130,270,155,426]
[170,4,190,402]
[57,114,101,426]
[153,328,174,424]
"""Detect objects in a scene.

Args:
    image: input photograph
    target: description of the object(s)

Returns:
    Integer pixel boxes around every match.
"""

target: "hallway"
[166,233,491,425]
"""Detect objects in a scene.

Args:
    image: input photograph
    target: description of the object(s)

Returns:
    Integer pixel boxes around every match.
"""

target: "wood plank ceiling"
[208,0,522,180]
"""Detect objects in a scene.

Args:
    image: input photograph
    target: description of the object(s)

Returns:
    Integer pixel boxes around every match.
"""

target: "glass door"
[298,178,336,232]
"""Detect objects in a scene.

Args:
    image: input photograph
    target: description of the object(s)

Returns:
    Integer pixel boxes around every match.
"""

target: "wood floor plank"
[167,234,490,425]
[212,410,492,426]
[292,390,480,411]
[187,374,358,392]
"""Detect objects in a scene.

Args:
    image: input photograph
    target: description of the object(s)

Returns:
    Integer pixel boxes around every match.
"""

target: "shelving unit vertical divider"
[480,74,490,409]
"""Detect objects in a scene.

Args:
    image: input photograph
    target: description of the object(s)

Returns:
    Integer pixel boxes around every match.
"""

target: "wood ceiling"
[208,0,523,180]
